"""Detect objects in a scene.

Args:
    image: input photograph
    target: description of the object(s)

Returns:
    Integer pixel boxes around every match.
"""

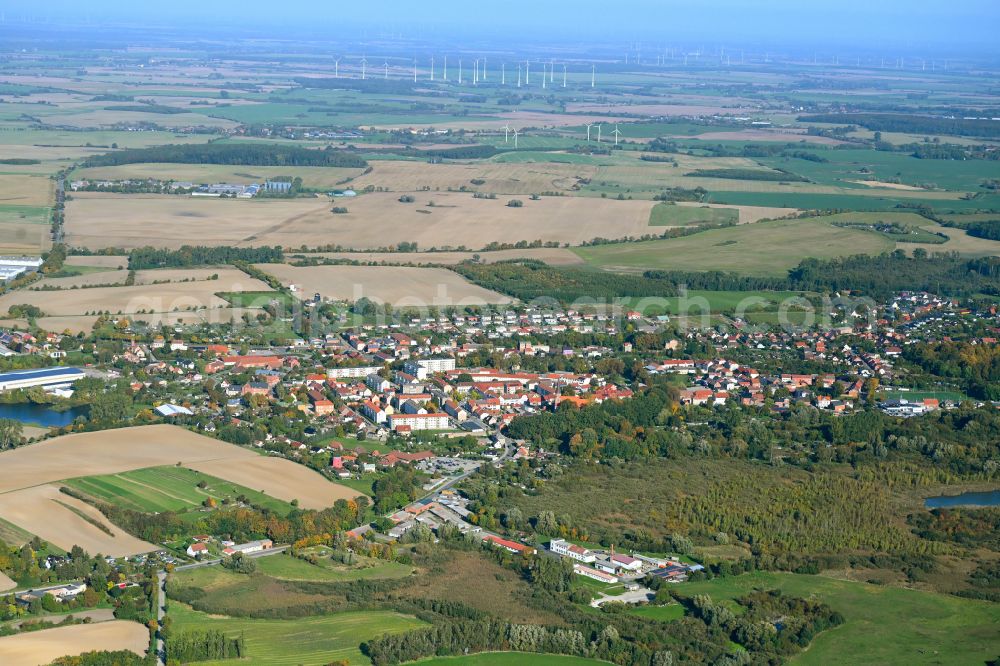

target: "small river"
[924,490,1000,509]
[0,402,89,428]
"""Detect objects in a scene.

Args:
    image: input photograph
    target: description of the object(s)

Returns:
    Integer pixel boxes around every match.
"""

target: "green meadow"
[682,572,1000,665]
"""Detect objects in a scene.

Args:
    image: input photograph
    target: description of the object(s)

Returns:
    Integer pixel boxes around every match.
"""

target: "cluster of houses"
[185,536,274,559]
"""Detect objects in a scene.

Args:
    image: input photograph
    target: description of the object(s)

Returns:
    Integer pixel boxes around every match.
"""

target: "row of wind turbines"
[330,56,598,88]
[499,122,622,149]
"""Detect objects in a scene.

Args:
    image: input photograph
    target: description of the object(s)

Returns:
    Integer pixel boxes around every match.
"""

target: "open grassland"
[168,602,426,666]
[619,290,814,316]
[648,203,738,226]
[4,267,273,317]
[65,191,656,250]
[256,263,516,305]
[255,551,414,582]
[627,604,686,622]
[0,424,358,502]
[574,217,894,276]
[75,162,365,188]
[407,654,613,666]
[904,225,1000,257]
[682,572,1000,666]
[351,159,598,194]
[0,484,157,556]
[63,465,296,515]
[0,620,149,666]
[293,248,584,266]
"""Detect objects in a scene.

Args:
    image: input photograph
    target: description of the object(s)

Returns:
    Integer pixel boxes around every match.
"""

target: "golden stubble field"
[6,267,273,317]
[0,621,149,666]
[350,159,598,194]
[256,263,516,306]
[0,425,361,554]
[65,191,656,250]
[293,247,585,265]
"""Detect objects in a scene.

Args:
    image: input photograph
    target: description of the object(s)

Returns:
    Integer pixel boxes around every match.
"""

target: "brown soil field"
[293,247,584,266]
[66,191,656,250]
[64,255,129,269]
[351,159,598,194]
[187,456,358,509]
[0,175,54,206]
[690,130,847,145]
[567,102,757,116]
[0,620,149,666]
[34,269,127,289]
[0,571,14,592]
[0,424,360,502]
[849,179,927,191]
[36,308,247,335]
[0,222,50,255]
[365,111,630,131]
[256,264,515,306]
[6,268,273,317]
[0,485,157,556]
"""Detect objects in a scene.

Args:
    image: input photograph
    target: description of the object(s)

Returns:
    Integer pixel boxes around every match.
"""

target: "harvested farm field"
[64,255,129,269]
[256,264,515,306]
[0,620,149,666]
[5,267,273,317]
[292,247,584,266]
[0,571,14,592]
[0,484,156,556]
[350,159,598,194]
[64,191,656,250]
[0,424,359,504]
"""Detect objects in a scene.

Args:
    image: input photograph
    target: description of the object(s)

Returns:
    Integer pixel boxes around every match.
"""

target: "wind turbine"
[413,59,418,83]
[542,64,547,89]
[562,64,567,88]
[430,56,435,81]
[596,124,602,143]
[591,64,595,88]
[384,60,389,80]
[482,58,487,81]
[502,63,506,85]
[585,123,593,141]
[502,124,511,143]
[517,64,521,87]
[473,59,478,85]
[612,124,622,147]
[361,56,367,80]
[458,59,463,84]
[444,56,448,80]
[512,128,520,149]
[549,58,555,83]
[334,58,341,78]
[526,60,530,85]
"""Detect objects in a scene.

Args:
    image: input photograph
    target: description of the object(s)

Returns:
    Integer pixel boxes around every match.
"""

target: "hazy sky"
[2,0,997,51]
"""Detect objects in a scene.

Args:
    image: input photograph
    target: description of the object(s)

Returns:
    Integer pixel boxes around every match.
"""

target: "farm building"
[484,535,536,555]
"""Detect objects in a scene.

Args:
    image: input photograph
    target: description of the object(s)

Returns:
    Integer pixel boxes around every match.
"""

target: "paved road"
[155,571,167,666]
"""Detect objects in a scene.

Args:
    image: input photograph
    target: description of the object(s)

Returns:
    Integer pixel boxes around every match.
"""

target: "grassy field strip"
[683,572,1000,665]
[255,552,415,582]
[168,603,427,666]
[407,654,613,665]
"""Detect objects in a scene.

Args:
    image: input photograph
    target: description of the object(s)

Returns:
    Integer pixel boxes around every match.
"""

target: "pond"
[0,402,89,428]
[924,490,1000,509]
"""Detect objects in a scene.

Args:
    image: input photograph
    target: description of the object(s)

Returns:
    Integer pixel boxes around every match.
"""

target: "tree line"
[127,246,284,270]
[83,143,368,169]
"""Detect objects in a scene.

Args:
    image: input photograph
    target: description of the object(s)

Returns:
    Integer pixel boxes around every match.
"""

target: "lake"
[0,402,89,428]
[924,490,1000,509]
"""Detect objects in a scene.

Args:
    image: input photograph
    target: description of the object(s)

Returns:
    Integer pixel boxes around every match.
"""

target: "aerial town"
[0,2,998,664]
